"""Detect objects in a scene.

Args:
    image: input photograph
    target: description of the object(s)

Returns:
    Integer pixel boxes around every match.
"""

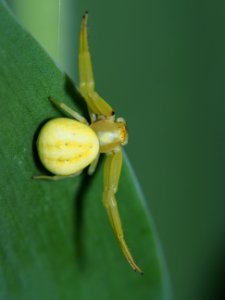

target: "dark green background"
[7,1,225,299]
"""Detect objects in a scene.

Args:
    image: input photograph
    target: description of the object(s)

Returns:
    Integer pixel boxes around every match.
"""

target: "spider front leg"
[103,149,143,274]
[79,12,113,118]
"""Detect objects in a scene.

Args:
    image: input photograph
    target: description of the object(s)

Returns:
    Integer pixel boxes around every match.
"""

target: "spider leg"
[33,171,82,181]
[103,149,143,274]
[79,12,113,117]
[49,97,88,124]
[88,153,100,175]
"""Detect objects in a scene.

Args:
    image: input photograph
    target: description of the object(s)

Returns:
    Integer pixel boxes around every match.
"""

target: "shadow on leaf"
[73,157,103,272]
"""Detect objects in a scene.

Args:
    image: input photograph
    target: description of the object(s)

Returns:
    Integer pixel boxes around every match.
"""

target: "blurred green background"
[6,0,225,299]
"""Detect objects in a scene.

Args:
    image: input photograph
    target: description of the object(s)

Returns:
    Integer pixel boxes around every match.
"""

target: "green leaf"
[0,3,172,300]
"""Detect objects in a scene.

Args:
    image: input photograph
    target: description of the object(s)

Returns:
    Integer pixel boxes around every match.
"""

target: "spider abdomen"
[37,118,99,175]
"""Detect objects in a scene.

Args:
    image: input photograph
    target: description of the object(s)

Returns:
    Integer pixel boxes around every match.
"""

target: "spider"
[34,12,143,274]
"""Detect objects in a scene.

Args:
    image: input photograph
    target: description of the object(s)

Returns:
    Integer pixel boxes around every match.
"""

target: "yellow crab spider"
[34,12,143,274]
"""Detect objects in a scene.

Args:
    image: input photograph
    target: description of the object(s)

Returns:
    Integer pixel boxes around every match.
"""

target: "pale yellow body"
[37,118,99,175]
